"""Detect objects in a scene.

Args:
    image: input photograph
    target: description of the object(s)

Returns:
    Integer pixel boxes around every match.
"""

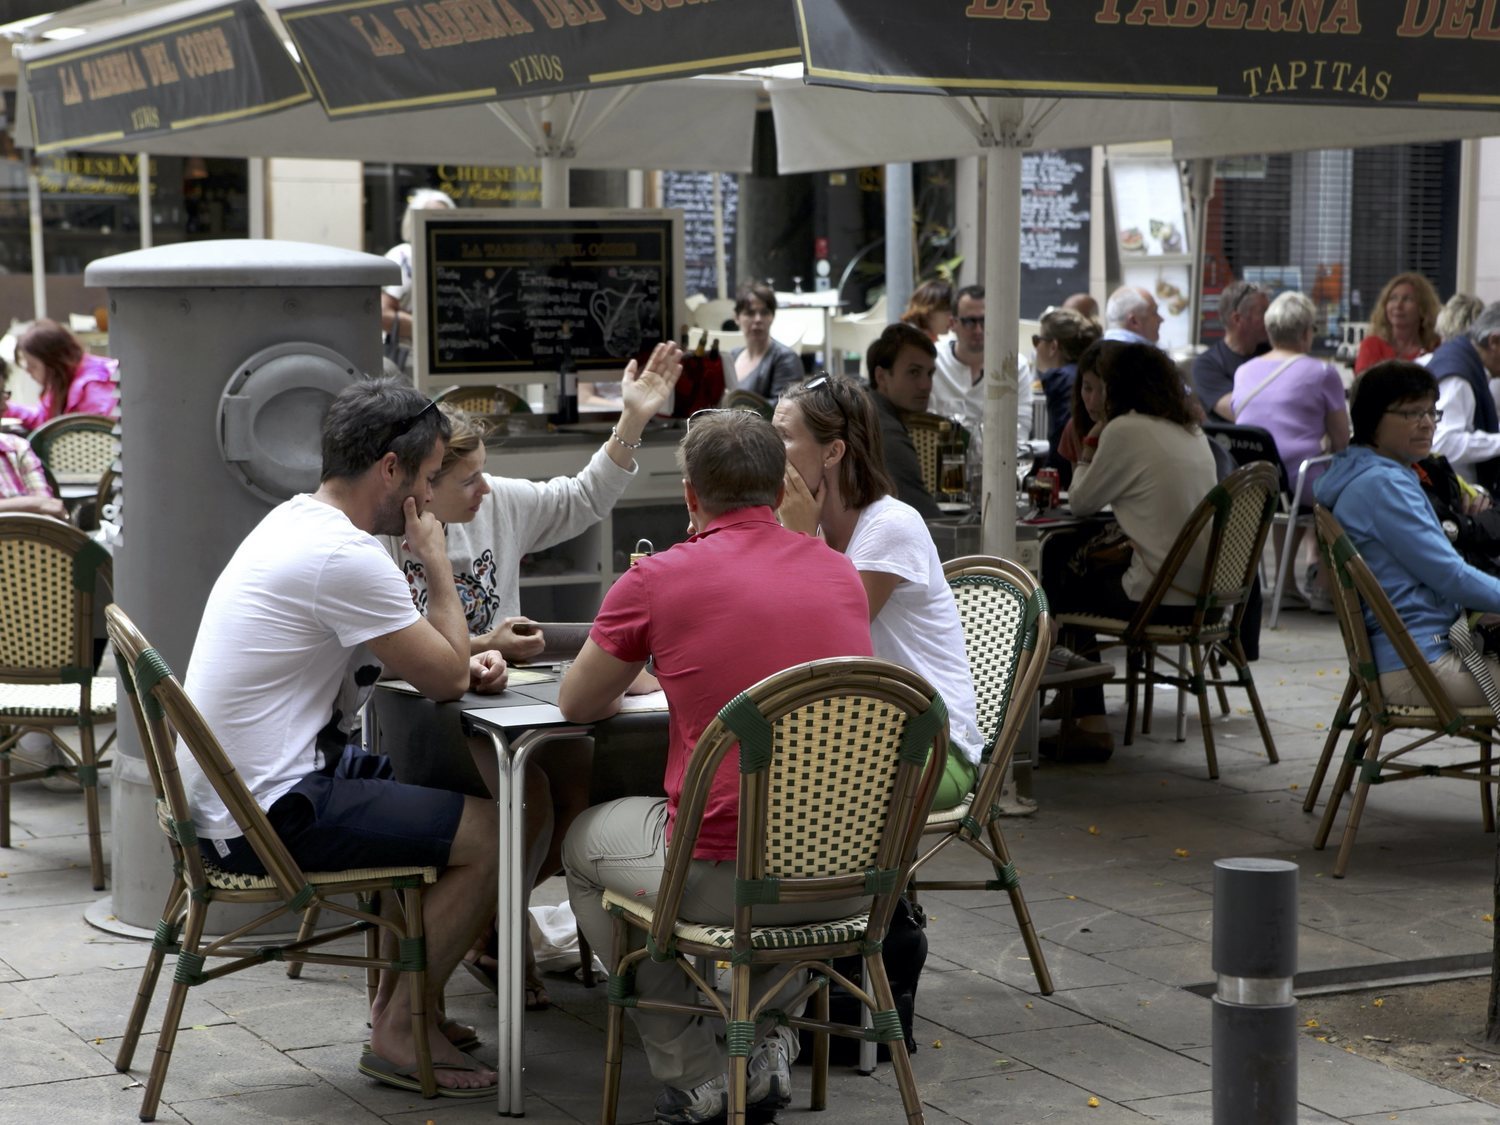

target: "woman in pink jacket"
[6,319,119,430]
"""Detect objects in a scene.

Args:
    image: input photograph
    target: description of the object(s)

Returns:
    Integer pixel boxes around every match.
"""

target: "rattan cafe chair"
[598,657,949,1125]
[432,384,531,415]
[903,411,958,497]
[0,513,115,890]
[1307,507,1498,878]
[721,387,774,419]
[1053,462,1281,779]
[104,605,442,1121]
[907,555,1053,994]
[27,412,116,479]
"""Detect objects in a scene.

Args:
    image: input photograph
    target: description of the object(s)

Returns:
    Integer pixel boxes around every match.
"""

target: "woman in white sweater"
[1041,341,1218,760]
[385,343,680,1009]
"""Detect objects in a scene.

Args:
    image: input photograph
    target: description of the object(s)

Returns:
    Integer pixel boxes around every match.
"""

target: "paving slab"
[1120,1089,1344,1123]
[914,967,1089,1040]
[1294,1035,1476,1118]
[978,1023,1211,1101]
[1046,980,1214,1051]
[0,1012,120,1086]
[162,1083,388,1124]
[0,1072,188,1125]
[921,1067,1148,1123]
[12,964,230,1041]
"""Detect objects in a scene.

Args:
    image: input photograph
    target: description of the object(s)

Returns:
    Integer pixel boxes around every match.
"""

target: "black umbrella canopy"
[272,0,800,117]
[17,0,312,154]
[796,0,1500,112]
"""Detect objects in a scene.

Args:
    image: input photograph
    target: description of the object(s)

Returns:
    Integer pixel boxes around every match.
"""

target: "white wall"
[1468,138,1500,302]
[265,159,363,250]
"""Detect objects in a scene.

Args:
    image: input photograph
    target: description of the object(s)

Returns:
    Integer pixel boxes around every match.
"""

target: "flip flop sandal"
[439,1017,481,1052]
[357,1049,496,1099]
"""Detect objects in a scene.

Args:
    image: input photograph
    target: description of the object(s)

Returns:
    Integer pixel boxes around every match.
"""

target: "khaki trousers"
[562,796,862,1091]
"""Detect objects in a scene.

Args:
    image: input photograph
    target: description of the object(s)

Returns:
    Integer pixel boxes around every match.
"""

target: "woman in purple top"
[1231,290,1349,489]
[6,319,119,431]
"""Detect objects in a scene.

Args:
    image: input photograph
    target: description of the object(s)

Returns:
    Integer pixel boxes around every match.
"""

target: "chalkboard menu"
[1020,148,1092,318]
[661,172,738,300]
[413,209,682,379]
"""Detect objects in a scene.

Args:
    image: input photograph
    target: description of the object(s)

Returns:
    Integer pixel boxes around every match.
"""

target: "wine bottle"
[552,355,579,425]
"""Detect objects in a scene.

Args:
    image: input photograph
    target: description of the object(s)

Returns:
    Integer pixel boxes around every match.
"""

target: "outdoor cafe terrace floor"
[3,608,1500,1123]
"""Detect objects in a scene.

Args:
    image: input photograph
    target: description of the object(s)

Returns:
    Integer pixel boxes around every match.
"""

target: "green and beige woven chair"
[908,556,1053,993]
[1054,461,1281,779]
[432,384,531,415]
[599,657,948,1125]
[27,412,116,480]
[902,411,958,498]
[721,387,773,419]
[1308,506,1498,878]
[0,513,115,890]
[104,605,442,1121]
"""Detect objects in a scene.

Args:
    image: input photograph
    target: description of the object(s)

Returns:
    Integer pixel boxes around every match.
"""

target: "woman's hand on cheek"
[777,462,822,535]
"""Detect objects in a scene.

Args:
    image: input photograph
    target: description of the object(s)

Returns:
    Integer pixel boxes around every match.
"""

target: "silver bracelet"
[610,426,644,450]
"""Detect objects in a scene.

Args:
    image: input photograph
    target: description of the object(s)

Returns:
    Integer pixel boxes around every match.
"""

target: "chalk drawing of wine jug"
[590,284,645,356]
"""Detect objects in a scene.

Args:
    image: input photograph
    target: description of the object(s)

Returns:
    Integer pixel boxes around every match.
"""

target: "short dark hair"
[782,375,893,511]
[866,322,936,389]
[734,280,778,317]
[677,409,785,516]
[320,378,450,483]
[1349,360,1438,446]
[1099,343,1196,429]
[955,284,984,306]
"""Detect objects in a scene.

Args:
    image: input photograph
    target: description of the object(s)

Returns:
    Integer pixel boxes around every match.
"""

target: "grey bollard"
[1212,858,1298,1124]
[85,240,395,929]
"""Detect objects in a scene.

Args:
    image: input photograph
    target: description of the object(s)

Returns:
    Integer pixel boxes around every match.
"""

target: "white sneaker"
[655,1073,727,1124]
[745,1025,798,1113]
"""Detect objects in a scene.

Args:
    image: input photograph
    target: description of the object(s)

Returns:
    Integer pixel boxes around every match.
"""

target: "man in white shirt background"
[931,284,1033,461]
[1429,303,1500,488]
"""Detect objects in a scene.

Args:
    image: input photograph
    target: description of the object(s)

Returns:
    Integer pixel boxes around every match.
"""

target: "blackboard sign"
[1020,148,1091,319]
[413,209,682,379]
[661,172,737,301]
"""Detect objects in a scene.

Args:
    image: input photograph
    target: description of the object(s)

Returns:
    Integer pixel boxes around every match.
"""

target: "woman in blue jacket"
[1313,361,1500,705]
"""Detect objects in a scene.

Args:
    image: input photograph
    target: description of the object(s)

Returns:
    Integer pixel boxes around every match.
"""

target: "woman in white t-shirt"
[773,374,982,809]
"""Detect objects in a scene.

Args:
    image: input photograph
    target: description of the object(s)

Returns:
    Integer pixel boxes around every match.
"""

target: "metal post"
[138,154,152,249]
[712,173,728,300]
[884,162,913,323]
[28,160,46,320]
[980,100,1022,561]
[1212,858,1298,1124]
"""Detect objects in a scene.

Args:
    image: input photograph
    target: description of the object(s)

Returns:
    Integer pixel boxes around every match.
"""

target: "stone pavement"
[3,610,1500,1124]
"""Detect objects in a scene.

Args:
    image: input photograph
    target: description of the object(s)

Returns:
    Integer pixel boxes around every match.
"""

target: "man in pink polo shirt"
[560,409,872,1124]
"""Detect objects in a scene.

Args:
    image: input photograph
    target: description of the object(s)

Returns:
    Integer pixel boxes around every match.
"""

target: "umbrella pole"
[139,154,152,250]
[980,106,1021,561]
[1187,158,1215,349]
[28,159,46,320]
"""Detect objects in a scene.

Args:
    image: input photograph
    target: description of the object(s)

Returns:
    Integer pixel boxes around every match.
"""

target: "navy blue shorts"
[203,746,465,875]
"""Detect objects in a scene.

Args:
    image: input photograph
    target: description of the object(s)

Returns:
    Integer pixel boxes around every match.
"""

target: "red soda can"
[1037,468,1060,510]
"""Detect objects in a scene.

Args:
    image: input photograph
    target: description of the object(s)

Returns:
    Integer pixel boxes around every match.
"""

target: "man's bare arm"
[558,639,644,722]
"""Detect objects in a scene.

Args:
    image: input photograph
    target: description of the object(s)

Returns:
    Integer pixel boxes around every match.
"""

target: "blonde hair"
[1369,272,1441,352]
[436,404,491,475]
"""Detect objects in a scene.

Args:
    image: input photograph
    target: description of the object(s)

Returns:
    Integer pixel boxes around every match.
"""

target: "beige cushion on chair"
[0,677,117,718]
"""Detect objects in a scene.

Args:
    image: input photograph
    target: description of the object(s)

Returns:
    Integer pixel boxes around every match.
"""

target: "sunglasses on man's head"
[382,398,439,451]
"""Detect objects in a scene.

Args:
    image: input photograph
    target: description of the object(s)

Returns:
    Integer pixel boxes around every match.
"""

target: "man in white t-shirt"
[182,379,502,1098]
[931,284,1033,462]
